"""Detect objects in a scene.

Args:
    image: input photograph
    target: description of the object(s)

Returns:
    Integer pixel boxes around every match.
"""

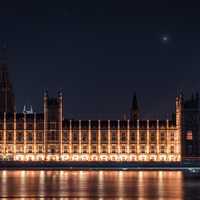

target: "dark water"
[0,170,199,199]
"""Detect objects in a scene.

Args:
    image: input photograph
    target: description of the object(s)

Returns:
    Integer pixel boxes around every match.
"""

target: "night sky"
[0,1,200,120]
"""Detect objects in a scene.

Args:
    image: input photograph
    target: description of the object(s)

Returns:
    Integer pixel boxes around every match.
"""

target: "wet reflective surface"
[0,170,199,199]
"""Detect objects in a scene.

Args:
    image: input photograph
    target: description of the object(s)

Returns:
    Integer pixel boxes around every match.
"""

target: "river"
[0,171,199,199]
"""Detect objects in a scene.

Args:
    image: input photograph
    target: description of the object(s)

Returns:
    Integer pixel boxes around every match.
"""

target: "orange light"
[186,131,193,141]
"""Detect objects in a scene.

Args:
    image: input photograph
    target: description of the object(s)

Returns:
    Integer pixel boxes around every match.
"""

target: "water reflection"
[0,170,199,199]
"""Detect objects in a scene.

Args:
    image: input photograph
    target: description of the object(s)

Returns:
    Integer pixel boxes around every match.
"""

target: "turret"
[43,90,63,122]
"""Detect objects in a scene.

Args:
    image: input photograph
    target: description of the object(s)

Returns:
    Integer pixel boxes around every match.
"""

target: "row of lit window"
[0,145,176,154]
[0,132,176,143]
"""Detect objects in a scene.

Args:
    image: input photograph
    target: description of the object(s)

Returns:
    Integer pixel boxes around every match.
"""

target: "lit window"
[121,146,126,153]
[102,145,107,153]
[130,145,136,154]
[82,146,88,154]
[64,146,68,153]
[170,146,174,154]
[92,145,97,153]
[186,131,193,141]
[28,146,32,153]
[161,146,165,154]
[112,146,116,154]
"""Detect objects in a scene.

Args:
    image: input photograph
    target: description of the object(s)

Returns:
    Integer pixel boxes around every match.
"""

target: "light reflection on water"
[0,170,199,199]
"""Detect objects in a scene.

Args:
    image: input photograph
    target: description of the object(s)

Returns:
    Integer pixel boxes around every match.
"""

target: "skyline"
[5,64,196,120]
[1,1,200,119]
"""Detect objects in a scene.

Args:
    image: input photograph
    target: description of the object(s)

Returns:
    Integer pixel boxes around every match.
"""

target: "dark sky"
[0,0,200,119]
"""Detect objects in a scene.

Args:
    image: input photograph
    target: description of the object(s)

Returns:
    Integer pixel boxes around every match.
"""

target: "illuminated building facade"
[0,63,183,162]
[0,92,182,162]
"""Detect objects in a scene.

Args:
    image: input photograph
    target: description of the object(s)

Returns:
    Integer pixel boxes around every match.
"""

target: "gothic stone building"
[0,63,199,162]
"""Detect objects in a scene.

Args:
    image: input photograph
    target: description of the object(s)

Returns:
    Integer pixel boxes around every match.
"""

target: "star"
[162,36,168,42]
[161,35,170,43]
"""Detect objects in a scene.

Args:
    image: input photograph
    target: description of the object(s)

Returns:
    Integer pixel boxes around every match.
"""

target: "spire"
[130,93,139,121]
[131,93,139,110]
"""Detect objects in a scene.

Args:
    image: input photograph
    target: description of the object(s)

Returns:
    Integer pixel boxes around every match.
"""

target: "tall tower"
[130,93,139,121]
[176,94,183,161]
[0,43,15,113]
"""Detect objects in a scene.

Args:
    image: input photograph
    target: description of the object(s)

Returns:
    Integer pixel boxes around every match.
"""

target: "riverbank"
[0,161,200,171]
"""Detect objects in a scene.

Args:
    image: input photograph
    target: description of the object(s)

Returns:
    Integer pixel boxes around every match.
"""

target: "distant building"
[0,49,199,161]
[182,94,200,158]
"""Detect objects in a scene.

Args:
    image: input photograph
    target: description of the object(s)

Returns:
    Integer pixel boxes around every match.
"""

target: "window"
[150,132,156,142]
[28,146,33,153]
[36,132,43,142]
[121,146,126,153]
[101,132,107,143]
[140,132,146,143]
[48,131,58,141]
[73,145,78,154]
[161,146,165,154]
[91,132,97,143]
[82,131,88,143]
[92,145,97,153]
[72,131,79,142]
[171,132,175,141]
[64,145,68,153]
[111,132,117,142]
[82,145,88,154]
[17,132,24,142]
[7,132,13,141]
[170,146,174,154]
[7,146,13,153]
[186,131,193,141]
[150,145,156,154]
[121,132,126,142]
[102,145,107,154]
[27,132,33,141]
[38,146,43,153]
[130,145,136,154]
[112,146,116,154]
[17,146,24,153]
[130,131,136,142]
[140,145,146,154]
[63,131,69,142]
[160,132,166,142]
[0,132,3,141]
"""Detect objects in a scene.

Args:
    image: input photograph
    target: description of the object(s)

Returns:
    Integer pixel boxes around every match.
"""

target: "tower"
[176,94,183,160]
[44,90,64,160]
[130,93,139,121]
[44,90,63,122]
[0,43,15,113]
